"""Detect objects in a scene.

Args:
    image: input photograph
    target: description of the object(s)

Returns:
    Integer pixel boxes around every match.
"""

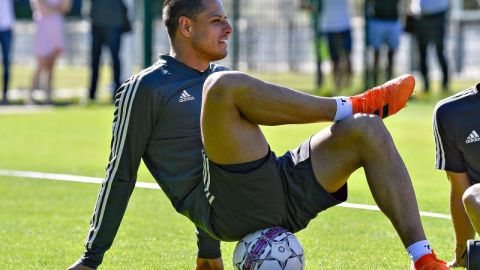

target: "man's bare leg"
[201,71,426,246]
[201,71,336,164]
[309,114,426,247]
[201,71,446,269]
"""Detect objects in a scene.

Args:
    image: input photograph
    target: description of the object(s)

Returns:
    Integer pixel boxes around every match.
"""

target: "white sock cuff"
[333,97,353,122]
[407,240,432,262]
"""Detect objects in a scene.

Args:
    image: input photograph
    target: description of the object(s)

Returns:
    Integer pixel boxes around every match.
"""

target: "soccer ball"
[232,227,305,270]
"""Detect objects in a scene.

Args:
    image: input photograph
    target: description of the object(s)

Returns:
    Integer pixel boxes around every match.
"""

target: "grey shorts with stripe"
[184,138,347,242]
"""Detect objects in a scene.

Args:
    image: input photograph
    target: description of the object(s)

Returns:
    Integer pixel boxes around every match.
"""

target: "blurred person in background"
[319,0,353,94]
[299,0,324,89]
[87,0,130,103]
[409,0,449,95]
[29,0,72,105]
[365,0,403,86]
[0,0,15,105]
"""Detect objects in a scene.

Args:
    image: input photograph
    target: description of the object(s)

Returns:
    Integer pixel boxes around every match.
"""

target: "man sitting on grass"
[67,0,449,269]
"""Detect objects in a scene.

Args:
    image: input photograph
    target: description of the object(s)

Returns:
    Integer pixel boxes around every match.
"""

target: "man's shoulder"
[126,59,184,90]
[121,64,163,90]
[434,85,479,120]
[124,58,213,97]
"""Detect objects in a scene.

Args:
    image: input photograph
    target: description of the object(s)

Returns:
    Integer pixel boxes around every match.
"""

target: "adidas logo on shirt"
[466,130,480,144]
[179,90,195,103]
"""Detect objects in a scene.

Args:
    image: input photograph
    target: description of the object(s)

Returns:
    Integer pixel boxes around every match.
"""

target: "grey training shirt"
[80,55,228,268]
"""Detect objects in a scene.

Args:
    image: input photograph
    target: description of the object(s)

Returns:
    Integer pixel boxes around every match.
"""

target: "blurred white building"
[10,0,480,80]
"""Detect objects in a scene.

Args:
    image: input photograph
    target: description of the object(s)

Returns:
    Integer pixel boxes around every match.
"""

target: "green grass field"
[0,69,474,269]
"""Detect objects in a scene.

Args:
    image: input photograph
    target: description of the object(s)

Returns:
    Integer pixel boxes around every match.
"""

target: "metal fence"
[9,0,480,88]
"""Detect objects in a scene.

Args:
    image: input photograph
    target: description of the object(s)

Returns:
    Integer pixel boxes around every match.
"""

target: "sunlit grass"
[1,66,473,269]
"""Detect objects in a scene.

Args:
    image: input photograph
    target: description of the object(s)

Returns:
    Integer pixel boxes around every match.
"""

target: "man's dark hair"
[163,0,206,39]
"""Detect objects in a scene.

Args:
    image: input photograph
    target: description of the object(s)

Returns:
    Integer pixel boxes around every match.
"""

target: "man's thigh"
[309,115,378,193]
[204,138,347,241]
[279,137,347,233]
[201,73,269,165]
[205,151,285,241]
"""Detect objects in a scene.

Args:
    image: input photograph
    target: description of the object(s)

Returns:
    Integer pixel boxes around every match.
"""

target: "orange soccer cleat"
[411,252,449,270]
[351,74,415,118]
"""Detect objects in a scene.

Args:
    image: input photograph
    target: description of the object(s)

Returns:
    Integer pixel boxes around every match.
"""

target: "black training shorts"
[187,138,347,241]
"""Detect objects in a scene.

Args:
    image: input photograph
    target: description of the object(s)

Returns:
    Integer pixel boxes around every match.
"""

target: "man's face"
[188,0,232,62]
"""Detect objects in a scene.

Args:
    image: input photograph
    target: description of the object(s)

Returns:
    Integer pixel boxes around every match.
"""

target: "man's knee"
[203,71,253,103]
[339,114,390,145]
[462,184,480,211]
[203,71,227,100]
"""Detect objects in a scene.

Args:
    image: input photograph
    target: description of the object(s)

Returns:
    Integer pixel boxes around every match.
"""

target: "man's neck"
[169,48,210,72]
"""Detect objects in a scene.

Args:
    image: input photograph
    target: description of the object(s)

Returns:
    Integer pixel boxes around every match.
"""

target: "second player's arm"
[447,171,475,267]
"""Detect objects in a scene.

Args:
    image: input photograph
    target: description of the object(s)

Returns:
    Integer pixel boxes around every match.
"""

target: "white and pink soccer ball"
[232,227,305,270]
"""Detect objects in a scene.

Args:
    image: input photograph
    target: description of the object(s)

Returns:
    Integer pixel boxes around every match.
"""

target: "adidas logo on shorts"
[466,130,480,144]
[179,90,195,103]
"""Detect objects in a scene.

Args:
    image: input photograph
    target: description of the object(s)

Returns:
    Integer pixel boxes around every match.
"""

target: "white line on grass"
[339,202,451,220]
[0,169,159,189]
[0,105,54,115]
[0,169,451,220]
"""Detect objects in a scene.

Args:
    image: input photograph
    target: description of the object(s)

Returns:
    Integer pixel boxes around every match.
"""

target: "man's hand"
[447,244,467,268]
[66,261,94,270]
[195,257,224,270]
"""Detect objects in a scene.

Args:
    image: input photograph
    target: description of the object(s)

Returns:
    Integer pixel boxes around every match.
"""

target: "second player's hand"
[195,257,224,270]
[447,245,466,268]
[447,259,465,268]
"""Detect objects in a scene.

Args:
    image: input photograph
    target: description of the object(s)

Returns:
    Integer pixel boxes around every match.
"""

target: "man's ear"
[178,16,193,37]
